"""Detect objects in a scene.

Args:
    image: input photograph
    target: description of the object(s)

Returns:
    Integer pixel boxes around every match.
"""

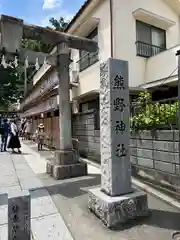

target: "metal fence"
[130,97,178,130]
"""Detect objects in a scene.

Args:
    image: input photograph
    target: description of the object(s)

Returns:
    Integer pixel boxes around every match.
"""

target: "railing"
[77,51,99,72]
[136,41,166,58]
[130,97,178,130]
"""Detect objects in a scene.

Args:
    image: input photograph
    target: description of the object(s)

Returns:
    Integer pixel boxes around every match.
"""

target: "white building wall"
[69,0,111,99]
[113,0,180,87]
[31,0,180,103]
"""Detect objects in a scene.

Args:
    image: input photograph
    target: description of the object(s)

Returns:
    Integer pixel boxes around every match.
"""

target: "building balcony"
[33,63,51,86]
[136,41,166,58]
[143,45,180,87]
[77,51,99,72]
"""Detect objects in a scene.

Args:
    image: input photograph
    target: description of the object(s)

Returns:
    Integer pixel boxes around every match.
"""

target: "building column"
[88,58,149,228]
[46,42,87,179]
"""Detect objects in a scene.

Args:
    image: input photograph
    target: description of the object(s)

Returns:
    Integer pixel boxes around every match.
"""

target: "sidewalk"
[0,141,180,239]
[0,147,74,239]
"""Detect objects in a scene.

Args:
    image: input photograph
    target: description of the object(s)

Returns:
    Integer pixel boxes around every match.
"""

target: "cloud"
[42,0,62,9]
[36,0,75,27]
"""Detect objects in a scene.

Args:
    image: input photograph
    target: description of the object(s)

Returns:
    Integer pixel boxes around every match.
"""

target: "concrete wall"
[131,130,180,193]
[72,110,100,161]
[145,45,179,84]
[72,110,180,192]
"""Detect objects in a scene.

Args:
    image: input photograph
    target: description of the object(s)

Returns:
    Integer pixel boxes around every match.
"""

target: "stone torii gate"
[0,14,98,179]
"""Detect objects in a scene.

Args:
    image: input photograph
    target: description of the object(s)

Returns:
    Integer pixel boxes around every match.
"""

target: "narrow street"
[0,140,179,239]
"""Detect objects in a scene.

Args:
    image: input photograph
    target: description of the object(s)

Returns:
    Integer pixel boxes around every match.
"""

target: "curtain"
[151,28,165,55]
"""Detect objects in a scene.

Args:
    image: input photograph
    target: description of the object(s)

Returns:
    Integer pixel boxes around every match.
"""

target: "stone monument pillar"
[88,58,148,228]
[8,190,30,240]
[47,43,87,179]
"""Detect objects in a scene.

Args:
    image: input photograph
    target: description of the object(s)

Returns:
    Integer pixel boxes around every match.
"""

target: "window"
[136,21,166,58]
[78,28,99,71]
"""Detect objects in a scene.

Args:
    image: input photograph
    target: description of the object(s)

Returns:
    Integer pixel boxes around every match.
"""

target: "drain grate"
[172,232,180,240]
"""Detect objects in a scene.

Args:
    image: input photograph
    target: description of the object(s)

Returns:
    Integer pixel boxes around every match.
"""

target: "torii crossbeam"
[0,14,99,180]
[0,14,98,58]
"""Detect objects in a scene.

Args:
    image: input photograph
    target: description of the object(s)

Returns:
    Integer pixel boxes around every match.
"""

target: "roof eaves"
[65,0,93,32]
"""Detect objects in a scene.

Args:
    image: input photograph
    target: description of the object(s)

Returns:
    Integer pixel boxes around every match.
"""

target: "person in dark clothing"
[7,119,21,154]
[1,118,10,152]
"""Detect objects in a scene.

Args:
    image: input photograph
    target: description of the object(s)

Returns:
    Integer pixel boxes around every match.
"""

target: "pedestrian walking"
[0,118,10,152]
[36,123,45,151]
[8,119,21,154]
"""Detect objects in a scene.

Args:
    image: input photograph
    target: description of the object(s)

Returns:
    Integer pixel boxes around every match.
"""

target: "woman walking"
[8,119,21,154]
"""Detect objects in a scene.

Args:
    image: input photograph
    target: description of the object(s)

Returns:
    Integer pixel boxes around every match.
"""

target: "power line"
[149,66,178,91]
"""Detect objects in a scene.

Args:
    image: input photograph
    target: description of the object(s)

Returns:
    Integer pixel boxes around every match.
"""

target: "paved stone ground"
[1,140,180,239]
[0,144,74,239]
[23,140,180,240]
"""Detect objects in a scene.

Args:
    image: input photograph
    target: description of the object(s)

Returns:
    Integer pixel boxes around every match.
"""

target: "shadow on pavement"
[46,174,101,198]
[45,173,180,232]
[112,208,180,231]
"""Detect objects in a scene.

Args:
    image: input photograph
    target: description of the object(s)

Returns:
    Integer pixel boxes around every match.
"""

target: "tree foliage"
[22,38,52,53]
[49,17,69,31]
[22,17,69,53]
[0,16,69,110]
[131,91,178,130]
[0,64,23,109]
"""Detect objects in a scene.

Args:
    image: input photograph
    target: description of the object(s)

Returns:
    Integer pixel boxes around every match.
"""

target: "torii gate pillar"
[0,14,98,179]
[48,42,88,180]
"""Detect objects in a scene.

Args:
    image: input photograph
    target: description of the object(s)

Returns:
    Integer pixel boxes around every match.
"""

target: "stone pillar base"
[54,150,76,165]
[53,162,87,180]
[46,160,87,180]
[46,148,87,180]
[88,187,149,228]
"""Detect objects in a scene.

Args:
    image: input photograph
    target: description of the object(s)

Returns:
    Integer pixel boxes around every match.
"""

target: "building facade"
[20,0,180,150]
[68,0,180,106]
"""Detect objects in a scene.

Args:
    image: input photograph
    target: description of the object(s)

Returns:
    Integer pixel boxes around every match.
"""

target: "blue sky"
[0,0,85,26]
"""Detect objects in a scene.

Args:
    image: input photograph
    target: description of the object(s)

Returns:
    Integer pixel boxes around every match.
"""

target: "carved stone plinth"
[46,150,87,180]
[53,162,87,180]
[88,187,148,228]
